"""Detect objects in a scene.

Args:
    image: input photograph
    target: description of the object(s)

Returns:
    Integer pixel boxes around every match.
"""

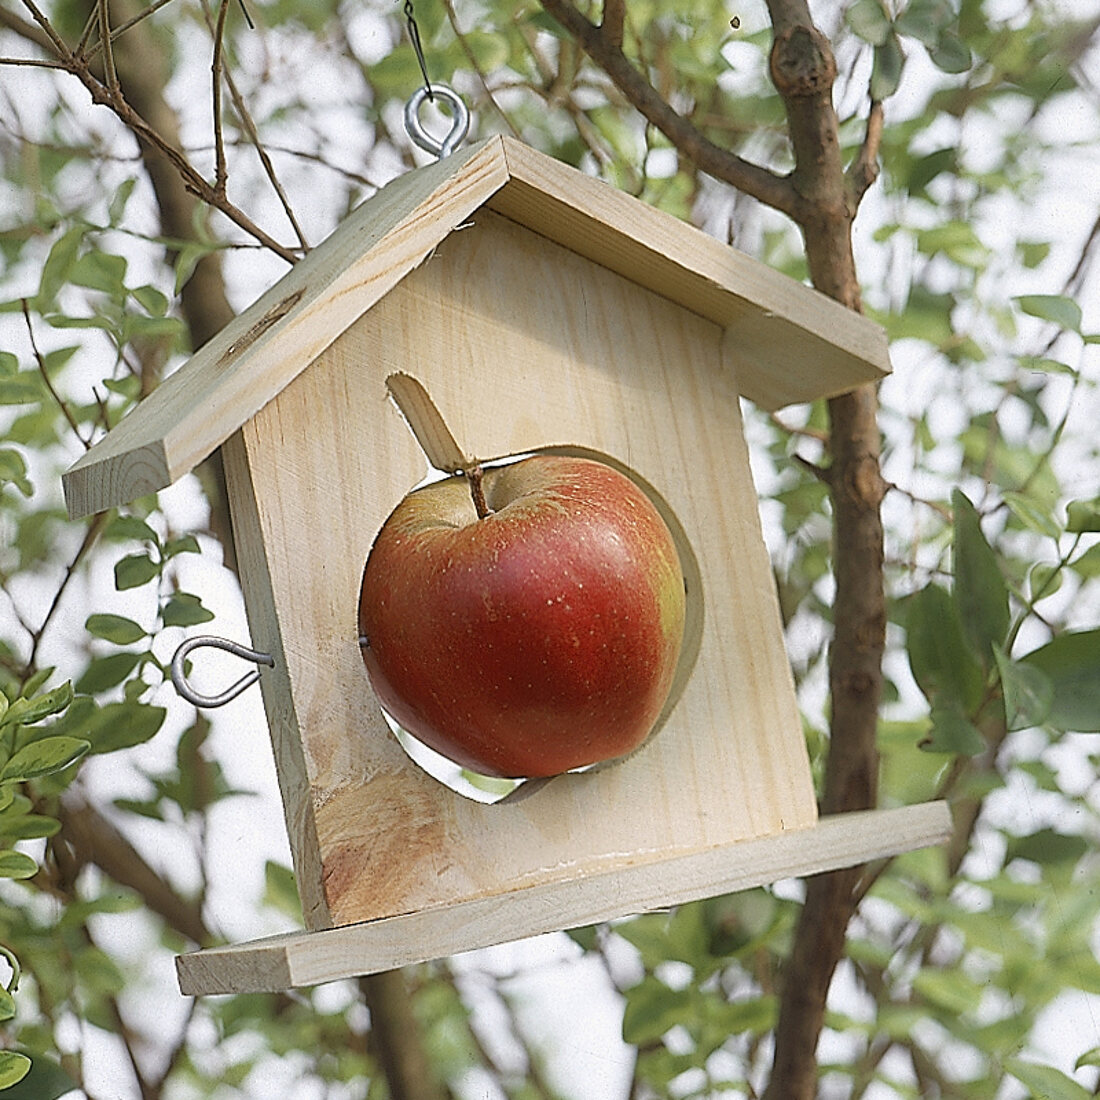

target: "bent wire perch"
[170,635,274,708]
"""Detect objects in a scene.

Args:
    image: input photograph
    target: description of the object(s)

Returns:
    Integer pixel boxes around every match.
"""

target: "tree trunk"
[762,6,885,1099]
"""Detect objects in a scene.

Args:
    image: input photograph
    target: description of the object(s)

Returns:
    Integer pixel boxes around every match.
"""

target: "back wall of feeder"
[61,136,951,995]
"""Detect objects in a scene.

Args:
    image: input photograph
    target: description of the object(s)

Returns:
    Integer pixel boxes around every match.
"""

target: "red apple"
[357,454,686,778]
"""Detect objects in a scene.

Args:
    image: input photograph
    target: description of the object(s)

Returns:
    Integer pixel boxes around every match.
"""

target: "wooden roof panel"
[63,135,890,518]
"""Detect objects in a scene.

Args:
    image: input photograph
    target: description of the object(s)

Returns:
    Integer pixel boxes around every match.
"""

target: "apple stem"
[466,464,492,519]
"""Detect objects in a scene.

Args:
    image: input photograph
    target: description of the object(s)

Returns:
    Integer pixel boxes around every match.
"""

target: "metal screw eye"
[403,84,470,160]
[170,635,274,709]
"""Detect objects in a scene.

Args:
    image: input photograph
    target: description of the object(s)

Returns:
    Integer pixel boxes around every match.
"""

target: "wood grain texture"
[231,208,818,933]
[176,801,953,995]
[491,139,890,410]
[63,135,890,518]
[62,139,508,518]
[229,206,818,928]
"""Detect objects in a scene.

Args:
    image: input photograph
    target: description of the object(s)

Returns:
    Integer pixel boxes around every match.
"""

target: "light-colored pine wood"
[176,801,953,995]
[224,207,820,933]
[62,140,508,519]
[489,139,890,410]
[63,135,890,519]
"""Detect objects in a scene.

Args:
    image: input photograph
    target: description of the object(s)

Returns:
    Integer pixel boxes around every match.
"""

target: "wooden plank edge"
[61,137,510,519]
[177,801,951,996]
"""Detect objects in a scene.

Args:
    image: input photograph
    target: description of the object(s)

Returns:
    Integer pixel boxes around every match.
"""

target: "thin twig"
[96,0,120,93]
[82,0,180,62]
[211,0,231,197]
[441,0,522,139]
[18,0,71,57]
[21,299,90,448]
[14,1,299,262]
[848,99,884,204]
[23,514,108,677]
[200,5,312,252]
[0,55,68,68]
[770,410,829,443]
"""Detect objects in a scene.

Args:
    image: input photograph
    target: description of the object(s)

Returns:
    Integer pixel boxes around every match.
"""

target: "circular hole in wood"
[358,447,703,804]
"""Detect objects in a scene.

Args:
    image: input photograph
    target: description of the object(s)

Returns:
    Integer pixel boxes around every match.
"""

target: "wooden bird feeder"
[62,136,951,996]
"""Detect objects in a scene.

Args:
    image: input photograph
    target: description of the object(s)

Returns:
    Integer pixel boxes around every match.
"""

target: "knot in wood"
[769,24,837,98]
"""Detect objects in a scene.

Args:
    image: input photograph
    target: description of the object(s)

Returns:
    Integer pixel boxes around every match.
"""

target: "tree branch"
[7,1,300,262]
[759,5,886,1098]
[359,971,450,1100]
[537,0,799,219]
[848,99,884,205]
[55,795,210,945]
[601,0,625,49]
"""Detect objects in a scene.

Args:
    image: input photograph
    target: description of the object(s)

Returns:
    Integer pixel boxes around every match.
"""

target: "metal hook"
[403,84,469,159]
[170,635,274,709]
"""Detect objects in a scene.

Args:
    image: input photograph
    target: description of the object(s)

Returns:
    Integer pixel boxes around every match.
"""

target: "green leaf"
[912,967,983,1014]
[86,702,166,754]
[104,515,158,544]
[1028,562,1063,603]
[905,583,985,712]
[993,644,1053,731]
[622,977,693,1045]
[173,242,218,295]
[0,374,45,407]
[952,490,1010,666]
[69,251,127,296]
[894,0,947,46]
[920,698,985,755]
[1076,1048,1100,1071]
[1005,1059,1091,1100]
[1070,543,1100,579]
[0,850,37,880]
[161,592,215,627]
[113,553,160,591]
[0,1054,76,1100]
[1003,490,1061,539]
[1006,827,1088,867]
[131,284,168,317]
[36,226,84,308]
[1066,498,1100,533]
[871,31,906,100]
[0,989,13,1023]
[1014,294,1083,333]
[1021,631,1100,732]
[263,860,303,923]
[929,31,971,73]
[163,534,200,558]
[85,614,146,645]
[1018,355,1076,377]
[2,682,73,729]
[0,736,90,782]
[108,177,137,224]
[0,450,32,497]
[905,147,956,196]
[0,814,59,841]
[0,1052,31,1089]
[74,652,143,695]
[1018,240,1052,269]
[846,0,892,46]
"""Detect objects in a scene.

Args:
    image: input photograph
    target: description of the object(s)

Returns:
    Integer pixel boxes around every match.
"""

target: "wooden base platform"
[177,802,951,995]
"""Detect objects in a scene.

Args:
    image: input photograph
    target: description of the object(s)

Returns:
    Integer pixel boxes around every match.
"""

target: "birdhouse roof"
[63,134,889,519]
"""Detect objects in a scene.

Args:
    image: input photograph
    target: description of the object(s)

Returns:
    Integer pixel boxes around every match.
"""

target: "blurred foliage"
[0,0,1098,1096]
